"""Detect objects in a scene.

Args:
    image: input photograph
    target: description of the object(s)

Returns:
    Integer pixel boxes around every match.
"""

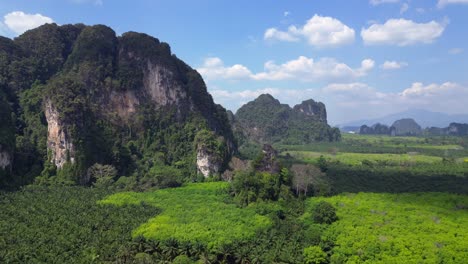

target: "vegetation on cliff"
[0,23,234,188]
[232,94,340,158]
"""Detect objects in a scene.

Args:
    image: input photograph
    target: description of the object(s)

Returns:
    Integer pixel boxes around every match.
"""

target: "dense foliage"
[279,134,468,195]
[0,185,159,263]
[101,182,273,250]
[306,192,468,263]
[0,23,234,189]
[233,94,340,150]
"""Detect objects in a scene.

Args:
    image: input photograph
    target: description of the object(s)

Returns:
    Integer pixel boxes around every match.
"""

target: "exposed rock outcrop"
[0,147,11,170]
[254,144,280,174]
[359,123,390,135]
[233,94,340,145]
[425,123,468,136]
[196,146,222,177]
[293,99,327,122]
[44,100,75,169]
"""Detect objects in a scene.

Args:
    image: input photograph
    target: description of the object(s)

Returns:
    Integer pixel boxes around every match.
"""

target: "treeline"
[325,162,468,194]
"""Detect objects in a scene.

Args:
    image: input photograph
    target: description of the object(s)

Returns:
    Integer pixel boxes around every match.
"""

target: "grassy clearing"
[285,151,447,165]
[99,182,272,249]
[304,192,468,263]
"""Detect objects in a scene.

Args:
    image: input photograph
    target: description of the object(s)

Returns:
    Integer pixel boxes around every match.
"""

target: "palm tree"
[162,238,179,260]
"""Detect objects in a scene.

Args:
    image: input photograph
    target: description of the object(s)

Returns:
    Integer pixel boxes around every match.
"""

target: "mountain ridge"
[339,109,468,129]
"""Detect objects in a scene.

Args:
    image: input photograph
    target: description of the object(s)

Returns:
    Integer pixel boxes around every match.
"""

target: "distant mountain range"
[339,109,468,129]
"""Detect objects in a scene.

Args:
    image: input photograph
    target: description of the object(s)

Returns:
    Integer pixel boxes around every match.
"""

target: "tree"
[312,201,338,224]
[303,246,327,264]
[290,164,331,197]
[87,163,117,187]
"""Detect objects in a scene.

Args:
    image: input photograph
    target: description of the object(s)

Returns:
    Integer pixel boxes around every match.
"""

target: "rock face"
[0,147,11,170]
[390,118,422,136]
[254,144,280,174]
[426,123,468,136]
[293,99,327,122]
[196,147,222,177]
[233,94,340,145]
[359,123,389,135]
[0,23,235,182]
[448,123,468,136]
[0,91,15,173]
[44,100,75,168]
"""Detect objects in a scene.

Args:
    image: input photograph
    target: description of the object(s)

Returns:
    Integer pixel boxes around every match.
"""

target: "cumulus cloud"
[370,0,400,5]
[437,0,468,8]
[197,56,374,82]
[264,14,355,47]
[3,11,53,35]
[380,61,408,70]
[399,82,463,98]
[264,27,299,42]
[361,18,446,46]
[197,57,252,80]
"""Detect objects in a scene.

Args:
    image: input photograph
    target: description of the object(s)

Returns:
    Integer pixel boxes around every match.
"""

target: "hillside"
[0,23,235,188]
[232,94,340,146]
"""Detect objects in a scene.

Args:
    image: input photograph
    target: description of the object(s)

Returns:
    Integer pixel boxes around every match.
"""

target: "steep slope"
[233,94,340,145]
[426,123,468,136]
[0,23,235,187]
[390,118,422,136]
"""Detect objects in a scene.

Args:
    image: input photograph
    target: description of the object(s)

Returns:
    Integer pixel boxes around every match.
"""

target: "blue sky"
[1,0,467,124]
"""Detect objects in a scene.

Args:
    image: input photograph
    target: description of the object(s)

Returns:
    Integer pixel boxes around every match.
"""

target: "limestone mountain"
[0,23,234,188]
[426,123,468,136]
[390,118,422,136]
[359,123,390,135]
[232,94,340,146]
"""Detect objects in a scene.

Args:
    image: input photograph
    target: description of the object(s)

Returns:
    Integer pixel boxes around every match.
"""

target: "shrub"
[312,201,338,224]
[87,163,117,188]
[303,246,327,264]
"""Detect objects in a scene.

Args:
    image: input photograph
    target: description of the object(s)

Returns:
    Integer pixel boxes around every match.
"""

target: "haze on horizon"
[1,0,467,124]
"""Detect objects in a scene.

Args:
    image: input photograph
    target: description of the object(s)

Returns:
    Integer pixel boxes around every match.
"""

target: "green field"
[100,182,272,249]
[286,151,448,166]
[304,192,468,263]
[276,134,468,159]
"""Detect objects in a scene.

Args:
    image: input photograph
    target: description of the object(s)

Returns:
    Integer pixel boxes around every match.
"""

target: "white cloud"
[399,82,462,98]
[400,3,409,14]
[197,57,252,80]
[370,0,400,5]
[449,48,463,54]
[198,56,374,82]
[380,61,408,70]
[264,14,355,47]
[284,11,290,17]
[264,27,299,42]
[361,18,446,46]
[3,11,53,35]
[437,0,468,8]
